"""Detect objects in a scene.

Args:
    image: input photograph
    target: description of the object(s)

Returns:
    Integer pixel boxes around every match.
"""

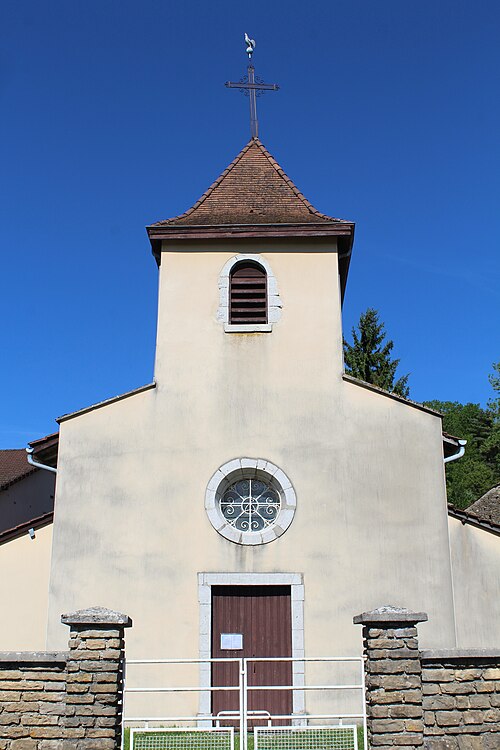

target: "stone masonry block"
[476,681,496,693]
[19,672,65,682]
[0,714,21,724]
[372,732,423,745]
[372,689,406,704]
[20,714,58,726]
[484,708,500,721]
[39,742,65,750]
[423,740,457,750]
[436,711,462,727]
[0,727,29,739]
[371,705,391,718]
[84,729,116,738]
[95,718,115,727]
[441,683,474,695]
[0,682,43,691]
[371,718,406,732]
[370,659,421,675]
[371,648,419,659]
[73,739,116,749]
[406,720,424,732]
[483,669,500,680]
[9,740,38,750]
[423,684,441,695]
[455,670,482,682]
[369,675,421,690]
[422,670,455,683]
[65,717,96,728]
[462,710,487,724]
[2,701,35,713]
[391,705,423,718]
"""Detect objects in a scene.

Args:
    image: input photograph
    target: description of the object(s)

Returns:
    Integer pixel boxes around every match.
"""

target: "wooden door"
[211,585,292,726]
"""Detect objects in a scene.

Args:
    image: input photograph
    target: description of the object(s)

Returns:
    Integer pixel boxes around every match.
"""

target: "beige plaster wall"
[0,524,52,650]
[46,242,456,715]
[448,516,500,648]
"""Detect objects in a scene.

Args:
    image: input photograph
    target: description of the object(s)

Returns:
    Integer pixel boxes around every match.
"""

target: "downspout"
[26,447,57,474]
[443,438,466,648]
[444,439,467,464]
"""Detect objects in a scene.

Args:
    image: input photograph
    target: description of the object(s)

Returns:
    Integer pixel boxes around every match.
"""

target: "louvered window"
[229,262,267,324]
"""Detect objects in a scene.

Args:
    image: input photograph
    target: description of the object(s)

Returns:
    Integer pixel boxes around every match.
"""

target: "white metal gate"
[123,656,367,750]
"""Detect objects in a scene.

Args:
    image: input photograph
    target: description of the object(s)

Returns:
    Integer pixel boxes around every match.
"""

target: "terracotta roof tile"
[0,449,36,491]
[151,138,348,227]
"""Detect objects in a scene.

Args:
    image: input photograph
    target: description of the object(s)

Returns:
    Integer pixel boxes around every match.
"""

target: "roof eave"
[448,505,500,538]
[147,222,355,301]
[147,221,354,241]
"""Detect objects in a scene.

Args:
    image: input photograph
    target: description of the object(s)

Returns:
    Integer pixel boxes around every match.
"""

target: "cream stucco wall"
[46,241,456,715]
[448,516,500,648]
[0,524,52,650]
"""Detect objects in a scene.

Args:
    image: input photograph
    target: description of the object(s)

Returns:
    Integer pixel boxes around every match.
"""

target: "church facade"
[2,138,499,719]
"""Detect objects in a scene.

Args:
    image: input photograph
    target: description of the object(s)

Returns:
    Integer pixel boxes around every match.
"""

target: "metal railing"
[122,656,367,750]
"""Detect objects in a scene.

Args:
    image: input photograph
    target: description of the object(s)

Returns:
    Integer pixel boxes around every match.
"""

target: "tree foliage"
[343,308,410,398]
[424,361,500,509]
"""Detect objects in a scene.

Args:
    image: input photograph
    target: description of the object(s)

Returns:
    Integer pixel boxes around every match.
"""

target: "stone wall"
[0,652,67,750]
[354,606,500,750]
[421,651,500,750]
[0,607,131,750]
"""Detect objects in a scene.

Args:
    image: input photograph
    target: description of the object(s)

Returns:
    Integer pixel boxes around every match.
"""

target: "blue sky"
[1,0,499,447]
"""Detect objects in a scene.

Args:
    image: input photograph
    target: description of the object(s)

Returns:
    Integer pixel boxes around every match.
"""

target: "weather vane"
[225,33,279,139]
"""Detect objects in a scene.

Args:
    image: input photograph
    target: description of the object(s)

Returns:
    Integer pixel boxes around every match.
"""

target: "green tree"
[482,360,500,476]
[343,308,410,397]
[425,363,500,509]
[424,400,496,509]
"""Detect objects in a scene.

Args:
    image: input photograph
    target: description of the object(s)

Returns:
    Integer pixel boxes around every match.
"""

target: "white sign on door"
[220,633,243,650]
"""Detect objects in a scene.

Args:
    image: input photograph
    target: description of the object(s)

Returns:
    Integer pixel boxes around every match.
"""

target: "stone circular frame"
[205,459,297,546]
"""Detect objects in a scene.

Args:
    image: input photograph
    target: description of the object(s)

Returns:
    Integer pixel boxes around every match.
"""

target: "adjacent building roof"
[0,440,57,544]
[448,485,500,537]
[146,137,355,299]
[0,449,36,491]
[28,431,59,468]
[466,485,500,528]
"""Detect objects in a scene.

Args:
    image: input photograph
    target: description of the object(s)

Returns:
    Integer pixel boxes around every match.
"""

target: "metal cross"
[225,35,279,139]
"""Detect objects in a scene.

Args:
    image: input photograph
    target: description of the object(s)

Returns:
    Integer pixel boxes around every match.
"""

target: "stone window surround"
[217,254,282,333]
[205,458,297,546]
[197,572,305,724]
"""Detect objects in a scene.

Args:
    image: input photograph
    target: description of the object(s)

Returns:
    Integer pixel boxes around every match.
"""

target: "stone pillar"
[353,606,428,749]
[61,606,132,750]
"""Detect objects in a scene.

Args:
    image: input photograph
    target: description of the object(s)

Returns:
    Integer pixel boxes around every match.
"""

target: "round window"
[221,478,281,532]
[205,459,296,545]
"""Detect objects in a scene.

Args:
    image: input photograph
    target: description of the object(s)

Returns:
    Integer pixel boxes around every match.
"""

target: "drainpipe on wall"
[444,439,467,464]
[26,447,57,474]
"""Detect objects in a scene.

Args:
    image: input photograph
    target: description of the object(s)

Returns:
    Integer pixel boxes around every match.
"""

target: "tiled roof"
[0,510,54,545]
[0,449,36,491]
[466,485,500,528]
[28,431,59,467]
[150,138,348,227]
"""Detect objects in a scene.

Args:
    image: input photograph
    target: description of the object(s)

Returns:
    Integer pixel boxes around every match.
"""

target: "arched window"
[229,261,267,325]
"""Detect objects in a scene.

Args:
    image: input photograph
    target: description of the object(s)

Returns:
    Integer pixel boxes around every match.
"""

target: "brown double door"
[211,585,292,726]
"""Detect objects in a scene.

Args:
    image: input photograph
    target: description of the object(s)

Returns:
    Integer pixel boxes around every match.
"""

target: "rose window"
[205,459,297,545]
[220,479,281,532]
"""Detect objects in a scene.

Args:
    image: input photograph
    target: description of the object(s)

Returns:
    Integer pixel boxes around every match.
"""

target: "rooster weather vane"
[225,33,279,138]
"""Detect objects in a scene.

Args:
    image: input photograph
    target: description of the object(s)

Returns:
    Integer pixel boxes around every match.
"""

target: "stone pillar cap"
[353,605,428,625]
[61,606,132,627]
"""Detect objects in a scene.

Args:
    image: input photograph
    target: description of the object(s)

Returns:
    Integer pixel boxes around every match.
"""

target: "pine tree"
[343,308,410,397]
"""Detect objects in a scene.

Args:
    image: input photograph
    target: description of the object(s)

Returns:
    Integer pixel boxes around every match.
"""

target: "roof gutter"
[26,447,57,474]
[444,439,467,464]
